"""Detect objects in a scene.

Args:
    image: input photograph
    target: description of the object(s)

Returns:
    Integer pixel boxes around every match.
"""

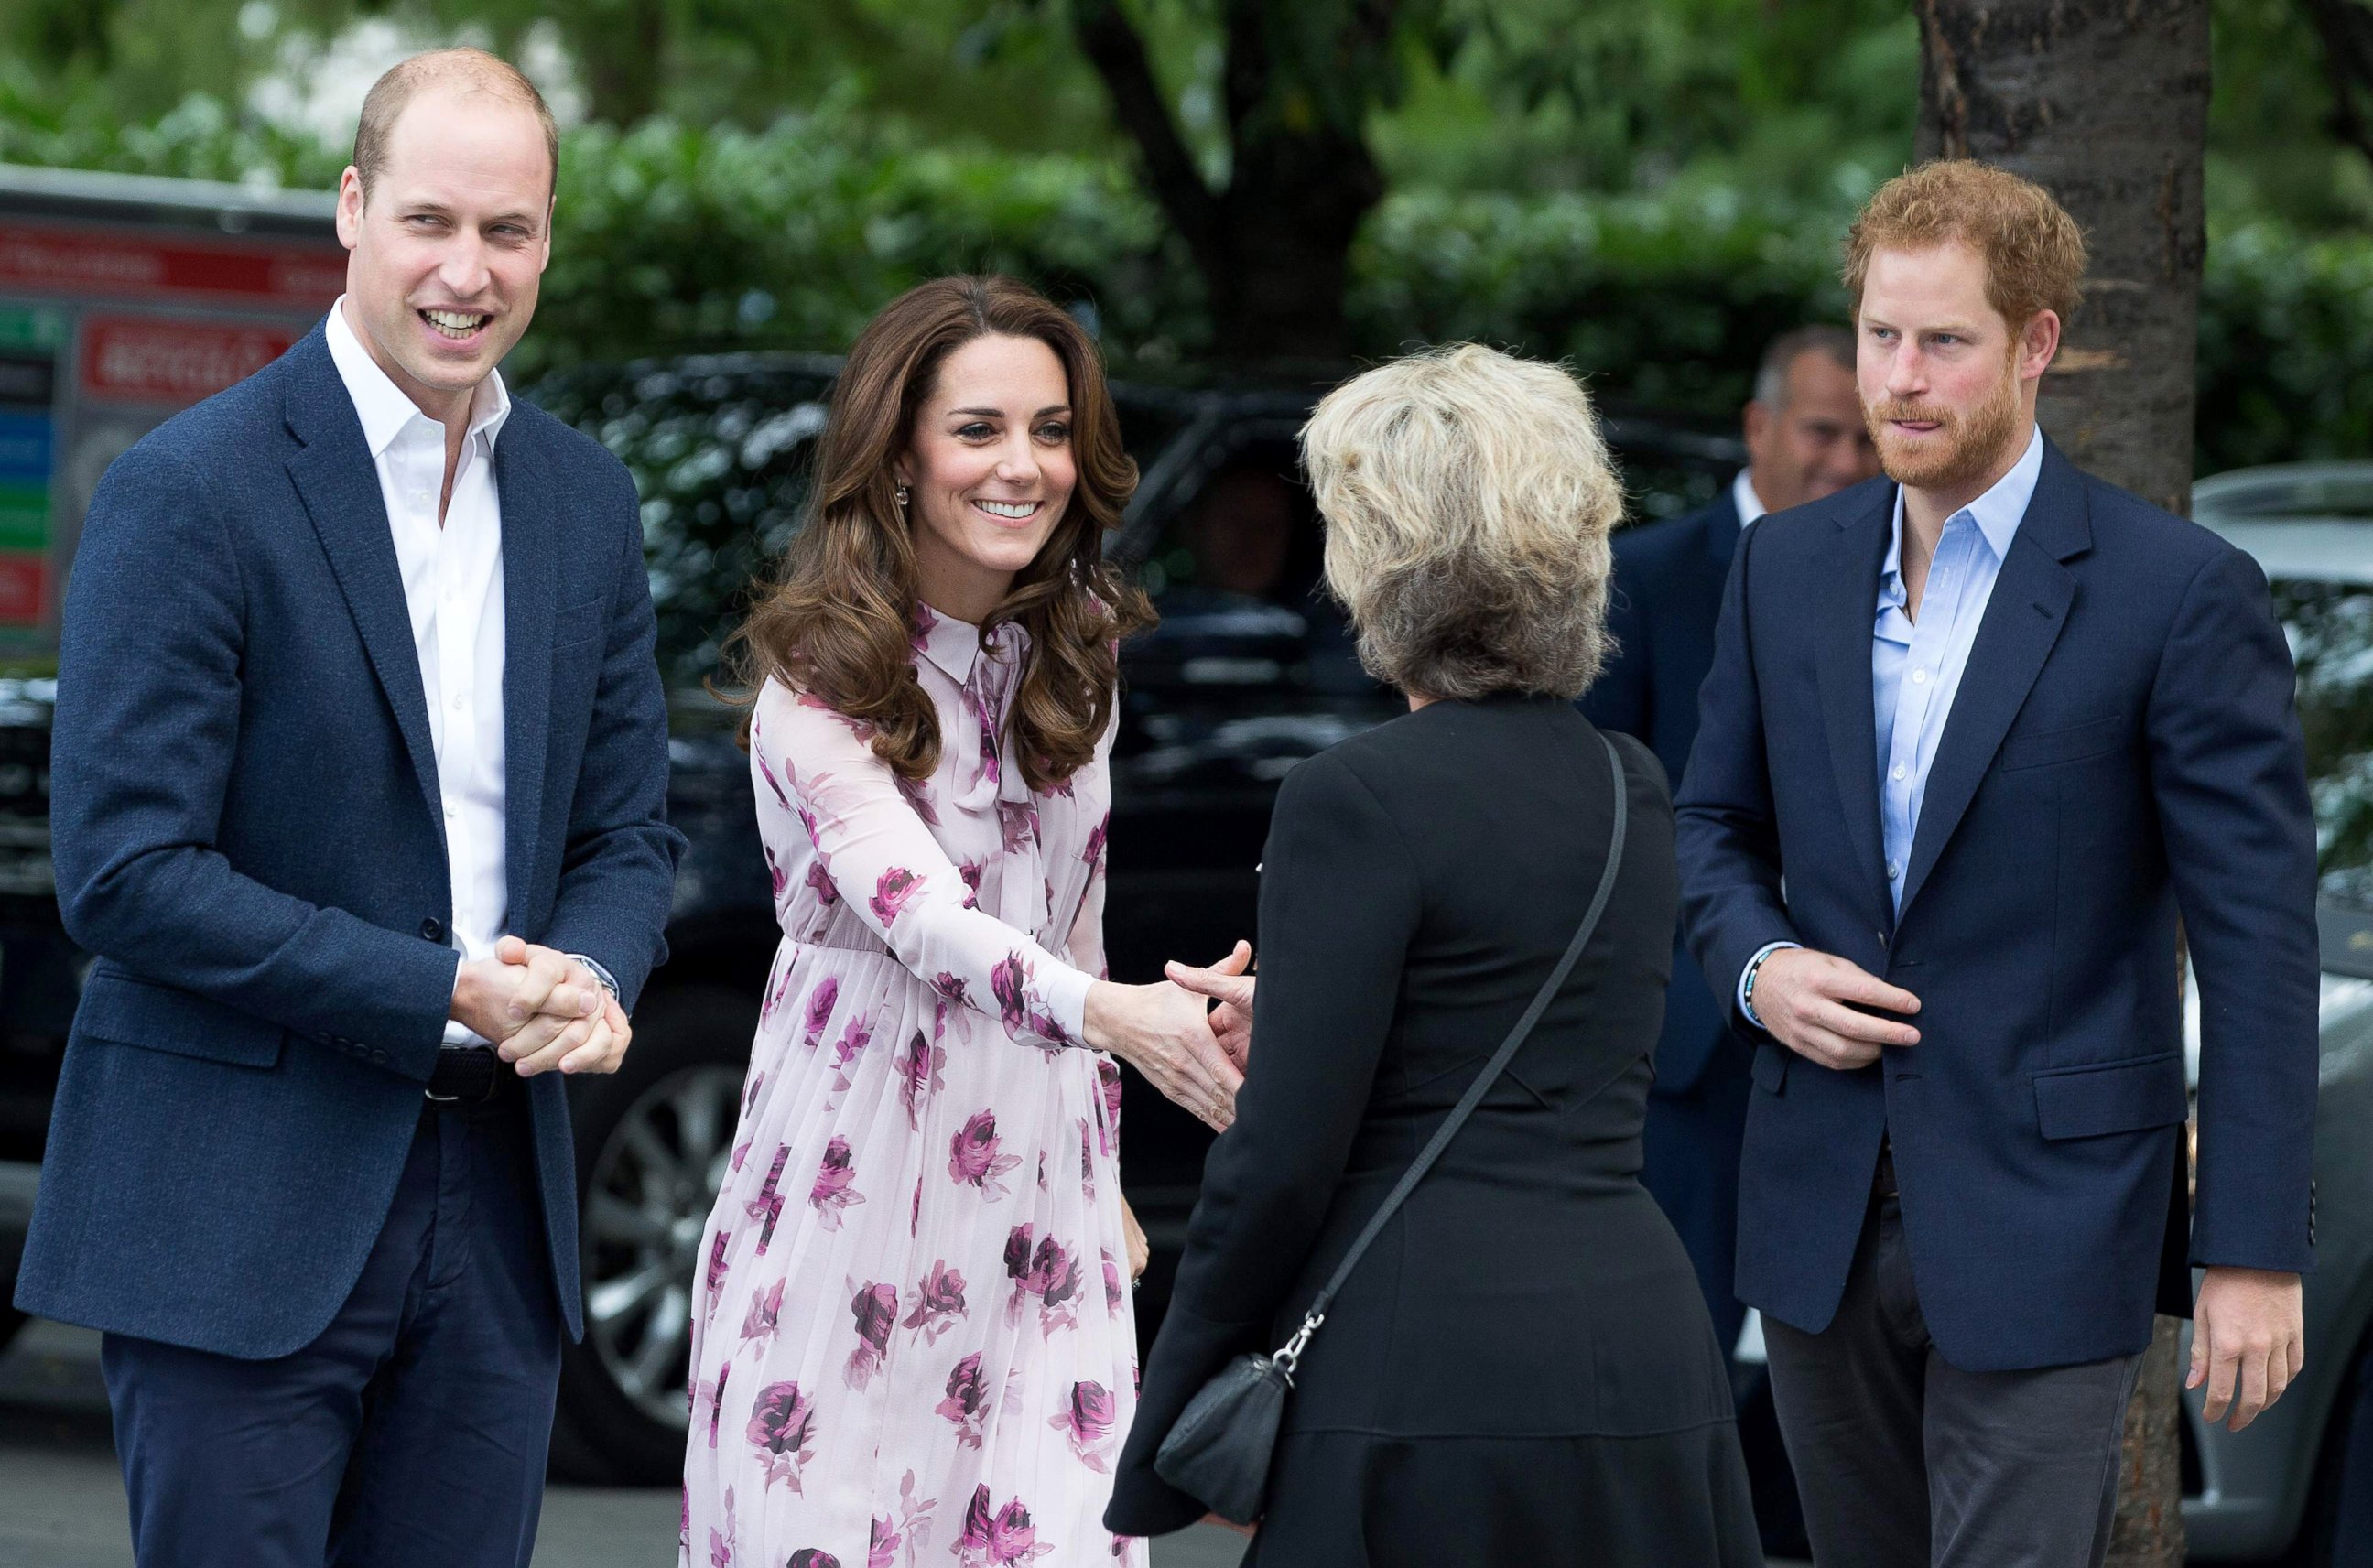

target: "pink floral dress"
[681,608,1145,1568]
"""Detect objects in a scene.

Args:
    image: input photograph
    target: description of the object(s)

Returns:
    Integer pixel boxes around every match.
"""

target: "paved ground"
[0,1319,1248,1568]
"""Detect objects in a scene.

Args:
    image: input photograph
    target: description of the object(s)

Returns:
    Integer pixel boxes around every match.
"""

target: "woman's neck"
[913,547,1013,627]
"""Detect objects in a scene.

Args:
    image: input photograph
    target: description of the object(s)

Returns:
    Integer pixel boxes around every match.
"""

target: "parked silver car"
[2186,460,2373,1562]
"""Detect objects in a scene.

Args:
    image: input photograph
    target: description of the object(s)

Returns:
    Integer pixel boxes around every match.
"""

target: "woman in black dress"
[1105,344,1762,1565]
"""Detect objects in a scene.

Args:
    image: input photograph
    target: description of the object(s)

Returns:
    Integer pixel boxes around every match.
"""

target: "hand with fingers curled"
[2190,1266,2304,1432]
[1165,940,1254,1072]
[1083,975,1242,1132]
[448,935,634,1078]
[1750,946,1921,1069]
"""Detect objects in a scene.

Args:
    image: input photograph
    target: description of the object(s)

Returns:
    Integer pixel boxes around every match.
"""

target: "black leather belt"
[425,1046,504,1104]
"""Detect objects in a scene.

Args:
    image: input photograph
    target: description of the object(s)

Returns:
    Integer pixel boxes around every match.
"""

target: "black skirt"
[1239,1423,1765,1568]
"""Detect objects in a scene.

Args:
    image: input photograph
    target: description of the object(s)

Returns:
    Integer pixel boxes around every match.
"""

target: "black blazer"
[1108,697,1733,1534]
[1583,491,1743,1093]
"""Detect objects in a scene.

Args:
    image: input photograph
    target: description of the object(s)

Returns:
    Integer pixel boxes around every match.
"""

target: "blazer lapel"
[1813,487,1894,918]
[497,429,557,921]
[1896,442,2090,918]
[281,329,443,833]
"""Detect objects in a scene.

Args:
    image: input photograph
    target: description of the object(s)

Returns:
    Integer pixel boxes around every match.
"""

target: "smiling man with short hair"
[1675,160,2319,1568]
[16,48,682,1568]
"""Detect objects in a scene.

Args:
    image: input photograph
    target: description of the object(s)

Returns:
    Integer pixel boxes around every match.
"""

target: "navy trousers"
[1642,1069,1750,1360]
[102,1092,563,1568]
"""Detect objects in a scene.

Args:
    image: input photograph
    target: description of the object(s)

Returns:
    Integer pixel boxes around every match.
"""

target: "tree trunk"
[1916,4,2209,1563]
[1071,0,1392,364]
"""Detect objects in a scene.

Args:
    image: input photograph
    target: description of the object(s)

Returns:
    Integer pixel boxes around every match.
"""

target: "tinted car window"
[2274,579,2373,906]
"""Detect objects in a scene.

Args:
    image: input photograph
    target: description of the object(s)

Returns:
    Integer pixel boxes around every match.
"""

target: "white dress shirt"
[1731,466,1767,530]
[325,299,510,1045]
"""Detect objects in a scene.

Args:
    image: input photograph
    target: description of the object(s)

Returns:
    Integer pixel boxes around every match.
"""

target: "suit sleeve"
[1672,521,1798,1033]
[535,460,687,1011]
[1105,748,1420,1534]
[1580,547,1651,738]
[51,438,459,1080]
[2147,545,2319,1272]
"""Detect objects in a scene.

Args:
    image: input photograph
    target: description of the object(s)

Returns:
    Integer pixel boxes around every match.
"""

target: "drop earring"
[895,485,910,511]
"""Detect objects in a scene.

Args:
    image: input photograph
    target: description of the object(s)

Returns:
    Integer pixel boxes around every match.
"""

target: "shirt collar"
[324,297,511,460]
[1730,467,1767,529]
[914,603,981,682]
[1880,423,2044,602]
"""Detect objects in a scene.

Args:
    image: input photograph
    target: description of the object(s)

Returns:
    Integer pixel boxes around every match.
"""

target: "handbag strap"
[1274,730,1631,1373]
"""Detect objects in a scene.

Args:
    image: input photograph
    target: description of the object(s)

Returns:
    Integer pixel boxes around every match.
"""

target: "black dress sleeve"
[1106,746,1423,1535]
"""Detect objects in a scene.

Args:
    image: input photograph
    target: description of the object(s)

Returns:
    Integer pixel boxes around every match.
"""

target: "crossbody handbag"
[1152,731,1631,1525]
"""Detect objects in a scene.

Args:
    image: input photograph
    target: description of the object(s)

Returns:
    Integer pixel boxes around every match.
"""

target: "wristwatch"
[567,953,622,1006]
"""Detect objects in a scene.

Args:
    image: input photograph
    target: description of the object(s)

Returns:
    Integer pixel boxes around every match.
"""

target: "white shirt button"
[1887,859,1902,880]
[1912,668,1929,685]
[450,692,466,710]
[1891,763,1908,782]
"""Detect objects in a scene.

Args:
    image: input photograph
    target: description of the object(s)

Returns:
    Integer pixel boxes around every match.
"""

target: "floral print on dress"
[948,1111,1020,1199]
[901,1260,967,1346]
[953,1486,1053,1567]
[809,1135,865,1230]
[747,1379,817,1492]
[683,625,1141,1568]
[846,1281,898,1390]
[1049,1380,1118,1473]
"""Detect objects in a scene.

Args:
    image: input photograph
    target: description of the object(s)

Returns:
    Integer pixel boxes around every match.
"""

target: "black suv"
[0,351,1740,1483]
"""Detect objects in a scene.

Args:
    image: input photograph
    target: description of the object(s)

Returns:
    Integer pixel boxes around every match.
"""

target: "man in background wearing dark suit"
[1585,324,1876,1362]
[16,49,682,1568]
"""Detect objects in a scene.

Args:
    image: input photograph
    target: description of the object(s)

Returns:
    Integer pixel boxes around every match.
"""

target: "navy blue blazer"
[1674,440,2320,1373]
[16,324,685,1359]
[1584,491,1741,1094]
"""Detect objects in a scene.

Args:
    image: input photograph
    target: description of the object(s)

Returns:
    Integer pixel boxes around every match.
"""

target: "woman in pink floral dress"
[681,276,1241,1568]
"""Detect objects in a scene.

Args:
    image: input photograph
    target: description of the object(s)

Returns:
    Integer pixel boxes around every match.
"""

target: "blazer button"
[421,918,445,942]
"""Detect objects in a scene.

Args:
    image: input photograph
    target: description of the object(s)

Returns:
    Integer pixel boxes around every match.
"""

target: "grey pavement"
[0,1319,1248,1568]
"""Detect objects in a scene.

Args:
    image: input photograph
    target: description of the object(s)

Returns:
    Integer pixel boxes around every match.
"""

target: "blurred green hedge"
[2,99,2362,473]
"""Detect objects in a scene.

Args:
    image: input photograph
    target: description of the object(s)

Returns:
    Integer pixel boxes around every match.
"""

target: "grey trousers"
[1761,1187,2143,1568]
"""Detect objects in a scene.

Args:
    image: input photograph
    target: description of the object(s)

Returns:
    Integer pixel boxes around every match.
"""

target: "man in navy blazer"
[1586,323,1874,1360]
[1676,160,2317,1567]
[15,50,682,1568]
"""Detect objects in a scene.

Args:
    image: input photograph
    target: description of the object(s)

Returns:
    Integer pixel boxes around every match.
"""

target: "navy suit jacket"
[1584,490,1741,1094]
[1675,441,2320,1372]
[16,324,685,1358]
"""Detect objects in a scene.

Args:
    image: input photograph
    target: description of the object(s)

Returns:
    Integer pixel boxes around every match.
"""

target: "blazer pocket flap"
[1751,1041,1790,1094]
[551,594,608,652]
[73,968,286,1069]
[2001,715,2128,772]
[2032,1052,2187,1140]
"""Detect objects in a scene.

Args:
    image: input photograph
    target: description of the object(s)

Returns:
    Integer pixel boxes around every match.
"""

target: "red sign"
[81,316,303,405]
[0,222,342,308]
[0,552,45,625]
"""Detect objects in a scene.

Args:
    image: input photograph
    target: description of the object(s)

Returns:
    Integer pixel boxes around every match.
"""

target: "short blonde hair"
[1301,344,1624,701]
[1844,159,2087,330]
[353,48,559,202]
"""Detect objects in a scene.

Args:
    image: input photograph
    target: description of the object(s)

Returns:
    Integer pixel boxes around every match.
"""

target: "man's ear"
[1741,399,1771,449]
[335,167,365,251]
[2021,309,2063,382]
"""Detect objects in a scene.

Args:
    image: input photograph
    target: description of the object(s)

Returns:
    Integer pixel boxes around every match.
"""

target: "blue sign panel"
[0,411,50,482]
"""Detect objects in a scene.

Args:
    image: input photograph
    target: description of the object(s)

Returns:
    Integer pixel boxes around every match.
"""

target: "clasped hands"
[1082,941,1256,1133]
[449,935,633,1077]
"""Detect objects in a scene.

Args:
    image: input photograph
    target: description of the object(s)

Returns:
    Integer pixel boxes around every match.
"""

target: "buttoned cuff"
[1739,941,1802,1030]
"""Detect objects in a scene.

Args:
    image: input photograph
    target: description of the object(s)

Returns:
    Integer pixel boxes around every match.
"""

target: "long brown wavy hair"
[725,276,1154,792]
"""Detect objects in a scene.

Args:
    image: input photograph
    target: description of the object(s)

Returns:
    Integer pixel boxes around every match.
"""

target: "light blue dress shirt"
[1739,426,2044,1025]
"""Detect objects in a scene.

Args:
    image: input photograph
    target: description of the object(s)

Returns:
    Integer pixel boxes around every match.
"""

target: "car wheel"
[548,982,756,1485]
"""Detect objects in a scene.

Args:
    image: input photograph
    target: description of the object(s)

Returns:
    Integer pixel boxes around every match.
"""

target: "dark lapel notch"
[1895,438,2090,919]
[1812,483,1896,922]
[495,421,558,923]
[281,326,445,839]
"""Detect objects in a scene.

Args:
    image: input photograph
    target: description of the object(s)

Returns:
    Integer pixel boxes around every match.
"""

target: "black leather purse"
[1153,733,1631,1524]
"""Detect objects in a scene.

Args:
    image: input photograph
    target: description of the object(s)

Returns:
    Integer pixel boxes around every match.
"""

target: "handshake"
[447,935,634,1077]
[1084,941,1257,1134]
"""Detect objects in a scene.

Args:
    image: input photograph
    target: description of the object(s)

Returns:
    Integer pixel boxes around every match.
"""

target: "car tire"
[548,982,757,1486]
